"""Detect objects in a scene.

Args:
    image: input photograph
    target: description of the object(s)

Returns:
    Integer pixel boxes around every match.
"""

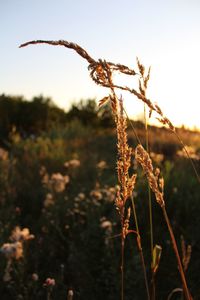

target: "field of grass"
[0,119,199,299]
[1,40,200,300]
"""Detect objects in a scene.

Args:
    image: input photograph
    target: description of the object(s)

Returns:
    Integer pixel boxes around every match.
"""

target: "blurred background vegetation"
[0,94,200,299]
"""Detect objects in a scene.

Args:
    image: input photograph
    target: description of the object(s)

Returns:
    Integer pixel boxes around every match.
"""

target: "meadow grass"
[19,39,200,300]
[1,40,199,299]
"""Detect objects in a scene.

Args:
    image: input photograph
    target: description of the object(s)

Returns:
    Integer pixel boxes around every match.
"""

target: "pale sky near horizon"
[1,0,200,129]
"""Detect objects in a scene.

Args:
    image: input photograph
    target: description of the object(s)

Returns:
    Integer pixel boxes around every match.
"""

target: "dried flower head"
[32,273,39,281]
[97,160,107,169]
[50,173,70,192]
[100,220,112,231]
[90,190,103,201]
[64,159,80,168]
[10,226,34,242]
[0,147,8,161]
[181,236,192,272]
[44,193,54,207]
[67,289,74,300]
[1,242,23,260]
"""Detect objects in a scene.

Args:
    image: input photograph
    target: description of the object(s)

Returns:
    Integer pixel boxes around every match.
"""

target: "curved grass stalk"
[162,207,192,300]
[19,39,196,300]
[135,144,193,300]
[167,288,183,300]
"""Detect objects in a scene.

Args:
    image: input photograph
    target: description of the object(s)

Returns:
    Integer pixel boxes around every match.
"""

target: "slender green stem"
[130,195,150,300]
[162,206,192,300]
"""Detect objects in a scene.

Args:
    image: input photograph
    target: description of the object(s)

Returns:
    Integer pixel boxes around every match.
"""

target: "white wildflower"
[64,159,80,168]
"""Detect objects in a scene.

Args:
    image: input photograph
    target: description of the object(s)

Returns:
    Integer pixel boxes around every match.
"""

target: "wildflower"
[177,145,200,160]
[90,190,102,200]
[10,226,34,242]
[97,160,107,169]
[15,207,21,214]
[39,165,47,176]
[100,220,112,230]
[1,242,23,260]
[42,173,49,185]
[150,152,164,164]
[32,273,39,281]
[0,147,8,161]
[107,187,116,201]
[44,193,54,207]
[50,173,70,193]
[76,192,85,201]
[103,186,116,202]
[43,277,56,287]
[67,289,74,300]
[64,159,80,168]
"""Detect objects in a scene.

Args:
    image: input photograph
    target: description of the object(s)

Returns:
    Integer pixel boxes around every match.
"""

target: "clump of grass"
[19,39,198,300]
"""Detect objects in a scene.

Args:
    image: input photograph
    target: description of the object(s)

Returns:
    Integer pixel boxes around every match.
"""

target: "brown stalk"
[130,195,150,300]
[162,207,192,300]
[19,39,200,184]
[19,39,174,131]
[19,39,198,299]
[137,59,156,299]
[135,144,193,300]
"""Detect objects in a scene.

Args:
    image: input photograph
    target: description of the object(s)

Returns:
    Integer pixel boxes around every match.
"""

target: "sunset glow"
[1,0,200,129]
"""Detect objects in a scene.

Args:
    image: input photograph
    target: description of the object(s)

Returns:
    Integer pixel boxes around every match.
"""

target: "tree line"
[0,94,114,142]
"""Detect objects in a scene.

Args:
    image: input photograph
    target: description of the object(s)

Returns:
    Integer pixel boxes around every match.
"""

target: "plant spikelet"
[135,144,165,207]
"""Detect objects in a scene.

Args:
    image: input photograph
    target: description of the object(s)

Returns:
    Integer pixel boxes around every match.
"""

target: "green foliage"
[0,97,200,299]
[0,95,114,145]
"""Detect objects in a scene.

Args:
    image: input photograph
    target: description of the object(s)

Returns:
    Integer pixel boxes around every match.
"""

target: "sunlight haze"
[1,0,200,129]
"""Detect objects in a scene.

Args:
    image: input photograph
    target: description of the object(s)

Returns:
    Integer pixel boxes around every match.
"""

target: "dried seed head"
[135,144,165,207]
[151,245,162,275]
[181,236,192,272]
[136,57,145,76]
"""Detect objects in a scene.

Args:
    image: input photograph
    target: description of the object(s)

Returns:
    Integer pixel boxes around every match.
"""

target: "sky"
[1,0,200,129]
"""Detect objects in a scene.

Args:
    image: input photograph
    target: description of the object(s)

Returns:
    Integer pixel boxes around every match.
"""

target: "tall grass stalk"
[130,195,150,300]
[19,39,196,299]
[144,106,155,299]
[137,58,156,299]
[135,144,192,300]
[162,207,192,300]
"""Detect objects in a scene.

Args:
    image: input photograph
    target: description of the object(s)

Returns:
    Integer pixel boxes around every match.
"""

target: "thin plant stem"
[162,206,192,300]
[167,288,183,300]
[121,235,125,300]
[123,107,141,145]
[143,105,153,256]
[47,291,50,300]
[144,104,154,300]
[130,195,150,300]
